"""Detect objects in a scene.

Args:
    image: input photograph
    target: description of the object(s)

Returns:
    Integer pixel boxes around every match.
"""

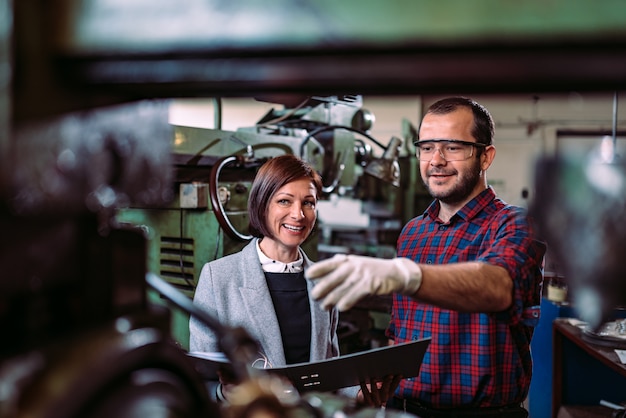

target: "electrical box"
[179,183,209,209]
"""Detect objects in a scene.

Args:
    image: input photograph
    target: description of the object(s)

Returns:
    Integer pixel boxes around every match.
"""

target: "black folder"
[188,337,431,393]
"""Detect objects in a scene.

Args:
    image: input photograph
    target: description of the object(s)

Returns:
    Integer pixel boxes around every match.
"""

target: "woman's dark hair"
[247,154,323,239]
[424,97,495,146]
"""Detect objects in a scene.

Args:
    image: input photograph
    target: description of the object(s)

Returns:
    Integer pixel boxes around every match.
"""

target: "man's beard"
[424,158,482,206]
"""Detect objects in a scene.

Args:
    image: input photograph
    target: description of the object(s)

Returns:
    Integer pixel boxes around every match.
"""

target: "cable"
[299,125,384,193]
[299,124,386,158]
[209,155,254,242]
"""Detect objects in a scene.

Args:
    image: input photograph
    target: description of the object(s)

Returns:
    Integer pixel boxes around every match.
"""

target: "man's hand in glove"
[305,254,423,311]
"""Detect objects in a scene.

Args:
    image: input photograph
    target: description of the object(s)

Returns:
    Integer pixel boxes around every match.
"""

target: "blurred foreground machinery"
[0,102,218,418]
[531,137,626,330]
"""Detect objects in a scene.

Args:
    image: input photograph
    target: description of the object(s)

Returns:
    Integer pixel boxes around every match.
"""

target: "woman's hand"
[357,374,402,408]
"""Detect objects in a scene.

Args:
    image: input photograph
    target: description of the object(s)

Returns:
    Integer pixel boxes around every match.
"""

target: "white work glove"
[306,254,423,311]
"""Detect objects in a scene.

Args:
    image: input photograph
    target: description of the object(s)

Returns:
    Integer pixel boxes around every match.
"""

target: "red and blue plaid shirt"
[387,187,546,408]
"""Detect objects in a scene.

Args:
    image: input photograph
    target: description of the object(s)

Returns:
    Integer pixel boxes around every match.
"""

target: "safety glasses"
[414,139,487,162]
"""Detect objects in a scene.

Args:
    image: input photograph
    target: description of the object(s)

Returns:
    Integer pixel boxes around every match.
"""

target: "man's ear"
[481,145,496,171]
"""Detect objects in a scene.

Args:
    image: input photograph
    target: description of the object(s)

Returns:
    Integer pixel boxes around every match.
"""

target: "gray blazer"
[189,239,340,367]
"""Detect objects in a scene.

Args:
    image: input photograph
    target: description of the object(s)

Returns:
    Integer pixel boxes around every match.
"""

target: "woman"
[190,154,396,406]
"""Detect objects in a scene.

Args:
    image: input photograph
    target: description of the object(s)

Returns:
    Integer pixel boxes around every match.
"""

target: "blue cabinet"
[528,298,576,418]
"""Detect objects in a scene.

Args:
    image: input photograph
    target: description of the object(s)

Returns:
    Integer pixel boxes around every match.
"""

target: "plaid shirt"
[387,187,545,408]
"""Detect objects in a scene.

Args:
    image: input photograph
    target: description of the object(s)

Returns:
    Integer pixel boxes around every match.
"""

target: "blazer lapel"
[238,242,287,366]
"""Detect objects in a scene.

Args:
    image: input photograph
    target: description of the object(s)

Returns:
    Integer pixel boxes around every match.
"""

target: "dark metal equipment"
[0,101,217,417]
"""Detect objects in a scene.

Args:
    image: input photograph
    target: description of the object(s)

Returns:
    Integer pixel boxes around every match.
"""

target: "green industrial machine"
[115,95,397,349]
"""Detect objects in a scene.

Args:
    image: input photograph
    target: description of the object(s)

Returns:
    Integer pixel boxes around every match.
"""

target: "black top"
[264,271,312,364]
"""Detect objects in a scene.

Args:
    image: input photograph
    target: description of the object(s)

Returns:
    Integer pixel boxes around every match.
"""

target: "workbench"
[552,318,626,417]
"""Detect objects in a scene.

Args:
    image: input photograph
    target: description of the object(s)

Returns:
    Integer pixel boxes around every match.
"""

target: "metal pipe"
[612,91,618,152]
[213,97,222,130]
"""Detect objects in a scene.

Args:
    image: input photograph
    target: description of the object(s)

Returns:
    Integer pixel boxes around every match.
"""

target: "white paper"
[615,349,626,364]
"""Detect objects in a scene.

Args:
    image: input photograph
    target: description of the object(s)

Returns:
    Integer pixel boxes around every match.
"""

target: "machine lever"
[146,272,262,382]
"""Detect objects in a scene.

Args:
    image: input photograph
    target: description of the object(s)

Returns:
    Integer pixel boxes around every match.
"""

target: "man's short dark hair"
[424,97,495,146]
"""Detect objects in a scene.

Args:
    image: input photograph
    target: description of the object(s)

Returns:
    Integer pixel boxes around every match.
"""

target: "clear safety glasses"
[414,139,488,162]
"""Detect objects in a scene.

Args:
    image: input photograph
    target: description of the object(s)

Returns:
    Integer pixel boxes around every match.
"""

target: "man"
[306,97,546,417]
